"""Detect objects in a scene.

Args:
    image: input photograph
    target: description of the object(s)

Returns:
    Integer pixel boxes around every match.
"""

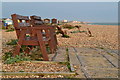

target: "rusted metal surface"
[11,14,58,61]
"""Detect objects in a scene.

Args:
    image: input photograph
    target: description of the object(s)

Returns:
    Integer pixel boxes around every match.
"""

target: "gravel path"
[2,61,69,72]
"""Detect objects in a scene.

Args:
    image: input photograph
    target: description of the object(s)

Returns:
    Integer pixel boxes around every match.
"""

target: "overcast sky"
[2,2,118,23]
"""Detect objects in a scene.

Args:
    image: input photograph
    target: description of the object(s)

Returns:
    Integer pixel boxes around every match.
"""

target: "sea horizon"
[87,22,118,25]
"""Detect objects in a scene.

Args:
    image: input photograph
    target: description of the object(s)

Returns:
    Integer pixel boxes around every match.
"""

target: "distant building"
[2,18,13,29]
[62,20,68,23]
[69,21,81,23]
[2,18,13,25]
[4,18,12,25]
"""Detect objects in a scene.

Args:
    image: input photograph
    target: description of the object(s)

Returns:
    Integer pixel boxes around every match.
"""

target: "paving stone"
[68,47,80,65]
[49,47,67,62]
[72,47,118,78]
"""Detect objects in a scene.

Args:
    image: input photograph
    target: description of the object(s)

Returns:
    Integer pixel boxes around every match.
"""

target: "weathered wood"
[45,29,54,53]
[30,16,44,26]
[51,18,57,24]
[19,23,30,27]
[31,16,58,53]
[2,72,76,76]
[31,16,41,20]
[16,14,29,20]
[15,26,51,30]
[36,30,49,61]
[17,61,67,64]
[11,14,21,38]
[11,14,58,61]
[14,30,26,56]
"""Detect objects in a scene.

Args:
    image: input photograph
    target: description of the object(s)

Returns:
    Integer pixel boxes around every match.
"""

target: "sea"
[87,23,118,26]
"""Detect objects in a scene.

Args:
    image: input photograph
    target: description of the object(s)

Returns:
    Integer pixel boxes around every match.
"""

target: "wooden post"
[36,30,49,61]
[14,30,26,56]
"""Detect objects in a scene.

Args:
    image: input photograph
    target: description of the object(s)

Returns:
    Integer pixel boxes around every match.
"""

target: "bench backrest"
[11,14,31,38]
[51,18,57,24]
[30,16,44,26]
[11,14,31,27]
[44,18,50,24]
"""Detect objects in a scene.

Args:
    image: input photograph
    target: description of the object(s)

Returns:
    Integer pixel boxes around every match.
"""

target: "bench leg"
[24,46,33,54]
[36,31,49,61]
[14,30,26,56]
[51,28,57,52]
[45,29,54,54]
[14,44,21,56]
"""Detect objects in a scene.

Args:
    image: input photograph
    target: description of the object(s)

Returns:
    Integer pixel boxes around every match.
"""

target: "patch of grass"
[67,63,71,71]
[62,24,74,29]
[46,46,50,53]
[62,34,70,38]
[6,39,18,45]
[58,24,62,25]
[4,53,31,64]
[2,26,6,30]
[27,47,43,61]
[95,47,104,49]
[56,31,60,35]
[65,48,72,72]
[99,47,104,49]
[5,29,14,32]
[20,45,28,52]
[2,52,13,60]
[70,30,86,33]
[66,48,69,62]
[66,62,72,72]
[107,52,114,57]
[66,48,69,52]
[19,70,24,72]
[5,25,15,32]
[58,62,68,65]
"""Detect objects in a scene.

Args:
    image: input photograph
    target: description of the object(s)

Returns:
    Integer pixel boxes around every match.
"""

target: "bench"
[30,16,58,52]
[11,14,58,61]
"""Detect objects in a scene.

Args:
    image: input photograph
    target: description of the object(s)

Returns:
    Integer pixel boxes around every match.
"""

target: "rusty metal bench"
[11,14,57,61]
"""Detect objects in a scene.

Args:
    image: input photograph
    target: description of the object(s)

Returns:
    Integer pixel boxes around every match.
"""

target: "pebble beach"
[58,24,118,50]
[1,24,118,78]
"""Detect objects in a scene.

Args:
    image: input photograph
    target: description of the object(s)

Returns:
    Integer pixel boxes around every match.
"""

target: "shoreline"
[87,24,118,26]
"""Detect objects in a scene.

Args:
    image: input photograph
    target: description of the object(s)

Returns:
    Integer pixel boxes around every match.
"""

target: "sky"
[2,0,120,2]
[2,2,118,23]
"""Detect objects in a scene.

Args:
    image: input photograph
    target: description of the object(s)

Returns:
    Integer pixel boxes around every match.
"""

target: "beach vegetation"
[5,25,15,32]
[62,34,70,38]
[3,52,31,64]
[70,30,86,33]
[6,39,18,45]
[62,24,74,29]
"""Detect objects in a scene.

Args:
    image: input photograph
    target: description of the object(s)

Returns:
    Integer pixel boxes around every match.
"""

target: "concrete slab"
[72,47,118,78]
[49,47,67,62]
